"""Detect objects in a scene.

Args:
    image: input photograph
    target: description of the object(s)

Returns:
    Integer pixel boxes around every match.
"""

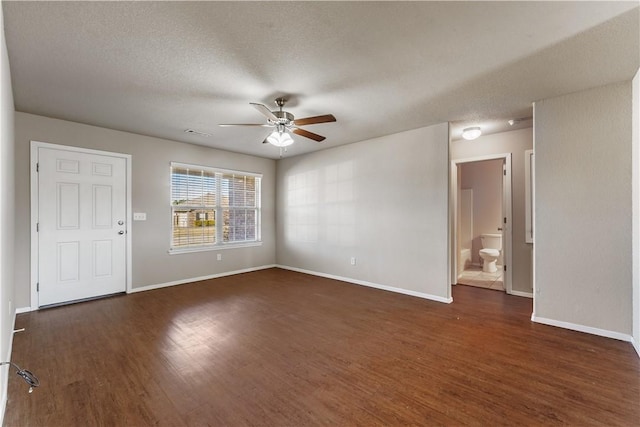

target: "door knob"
[117,220,124,225]
[497,228,503,231]
[118,230,125,235]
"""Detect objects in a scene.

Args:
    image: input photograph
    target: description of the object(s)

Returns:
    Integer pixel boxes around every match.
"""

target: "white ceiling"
[3,2,639,159]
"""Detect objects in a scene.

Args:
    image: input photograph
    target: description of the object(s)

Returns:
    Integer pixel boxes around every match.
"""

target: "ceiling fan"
[219,97,336,147]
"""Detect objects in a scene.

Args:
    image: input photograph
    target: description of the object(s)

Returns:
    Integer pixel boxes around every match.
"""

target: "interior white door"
[501,160,506,268]
[501,157,513,294]
[37,147,127,306]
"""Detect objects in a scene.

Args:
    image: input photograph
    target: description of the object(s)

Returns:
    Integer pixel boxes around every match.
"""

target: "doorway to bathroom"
[451,154,512,294]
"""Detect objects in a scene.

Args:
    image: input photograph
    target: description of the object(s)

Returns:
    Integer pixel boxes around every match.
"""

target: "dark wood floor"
[4,268,639,426]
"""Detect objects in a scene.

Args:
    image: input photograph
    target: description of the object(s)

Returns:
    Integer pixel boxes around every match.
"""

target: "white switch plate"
[133,212,147,221]
[217,254,222,261]
[350,257,356,265]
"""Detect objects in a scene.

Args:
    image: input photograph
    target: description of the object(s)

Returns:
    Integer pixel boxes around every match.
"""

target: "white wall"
[451,128,533,293]
[534,81,632,338]
[276,123,451,302]
[14,113,277,309]
[633,67,639,356]
[460,159,503,265]
[0,3,16,419]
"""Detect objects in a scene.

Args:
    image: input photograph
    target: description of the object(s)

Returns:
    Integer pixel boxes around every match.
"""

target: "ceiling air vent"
[184,129,211,137]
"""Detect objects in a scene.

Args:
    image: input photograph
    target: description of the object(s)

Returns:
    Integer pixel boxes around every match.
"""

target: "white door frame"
[450,153,513,295]
[30,141,132,310]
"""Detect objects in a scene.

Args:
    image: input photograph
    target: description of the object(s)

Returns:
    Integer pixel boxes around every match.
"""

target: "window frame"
[169,162,262,254]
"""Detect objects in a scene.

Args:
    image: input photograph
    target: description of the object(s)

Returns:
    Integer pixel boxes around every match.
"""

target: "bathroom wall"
[534,81,632,337]
[460,159,503,265]
[451,127,533,294]
[458,188,473,270]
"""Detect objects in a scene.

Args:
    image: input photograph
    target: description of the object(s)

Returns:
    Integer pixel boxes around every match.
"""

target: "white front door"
[37,146,127,306]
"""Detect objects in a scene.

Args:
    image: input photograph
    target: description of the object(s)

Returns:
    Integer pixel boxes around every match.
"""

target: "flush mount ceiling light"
[462,126,482,140]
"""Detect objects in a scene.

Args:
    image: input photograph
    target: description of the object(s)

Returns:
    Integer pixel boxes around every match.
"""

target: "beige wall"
[460,159,503,265]
[14,113,277,309]
[9,85,639,352]
[632,67,639,354]
[0,4,16,413]
[451,128,533,293]
[534,81,632,336]
[276,123,451,301]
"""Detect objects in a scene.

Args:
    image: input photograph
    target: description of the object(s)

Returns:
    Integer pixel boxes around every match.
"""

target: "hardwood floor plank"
[4,268,639,426]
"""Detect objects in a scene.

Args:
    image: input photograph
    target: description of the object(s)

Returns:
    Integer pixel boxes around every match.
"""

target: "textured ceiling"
[3,1,639,159]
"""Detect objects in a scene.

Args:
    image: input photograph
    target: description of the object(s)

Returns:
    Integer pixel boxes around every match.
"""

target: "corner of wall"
[535,81,633,338]
[276,123,450,300]
[632,67,639,358]
[0,3,17,422]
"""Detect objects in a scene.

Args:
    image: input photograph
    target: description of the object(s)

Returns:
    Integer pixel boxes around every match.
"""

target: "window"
[170,162,261,252]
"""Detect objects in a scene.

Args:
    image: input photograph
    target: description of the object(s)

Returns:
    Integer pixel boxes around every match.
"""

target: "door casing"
[30,141,132,310]
[450,153,513,295]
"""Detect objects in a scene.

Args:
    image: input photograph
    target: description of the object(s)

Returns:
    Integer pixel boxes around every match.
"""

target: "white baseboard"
[509,290,533,298]
[531,314,633,343]
[276,265,452,304]
[15,265,278,311]
[633,338,640,358]
[129,264,277,294]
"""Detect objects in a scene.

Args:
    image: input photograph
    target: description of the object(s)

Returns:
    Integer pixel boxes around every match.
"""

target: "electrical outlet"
[133,212,147,221]
[350,257,356,266]
[217,254,222,261]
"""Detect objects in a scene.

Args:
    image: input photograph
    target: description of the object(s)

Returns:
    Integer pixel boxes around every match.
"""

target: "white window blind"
[170,163,261,252]
[221,173,259,243]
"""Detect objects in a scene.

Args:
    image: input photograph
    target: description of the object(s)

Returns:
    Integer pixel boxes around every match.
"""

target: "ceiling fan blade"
[218,123,272,127]
[293,114,336,126]
[250,102,279,122]
[292,128,326,142]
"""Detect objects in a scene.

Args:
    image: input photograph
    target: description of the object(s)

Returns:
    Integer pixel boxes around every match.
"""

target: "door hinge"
[36,282,39,292]
[503,217,507,224]
[36,163,39,172]
[504,265,507,272]
[503,169,506,176]
[36,223,39,232]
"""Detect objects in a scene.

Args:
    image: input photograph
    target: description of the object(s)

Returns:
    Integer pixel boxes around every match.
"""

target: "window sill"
[168,241,263,255]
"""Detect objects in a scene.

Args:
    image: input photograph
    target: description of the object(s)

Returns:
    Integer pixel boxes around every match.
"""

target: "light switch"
[133,212,147,221]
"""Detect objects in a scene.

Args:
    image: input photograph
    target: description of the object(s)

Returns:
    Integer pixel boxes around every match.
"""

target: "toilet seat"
[479,248,500,257]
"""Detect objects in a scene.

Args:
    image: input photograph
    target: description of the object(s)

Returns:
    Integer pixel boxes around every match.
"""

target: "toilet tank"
[480,233,502,250]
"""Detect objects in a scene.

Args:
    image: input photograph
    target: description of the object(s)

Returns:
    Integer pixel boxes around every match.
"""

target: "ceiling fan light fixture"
[462,126,482,140]
[220,98,336,147]
[267,130,294,147]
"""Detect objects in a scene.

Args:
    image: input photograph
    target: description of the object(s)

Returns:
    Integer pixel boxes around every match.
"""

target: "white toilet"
[479,233,502,273]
